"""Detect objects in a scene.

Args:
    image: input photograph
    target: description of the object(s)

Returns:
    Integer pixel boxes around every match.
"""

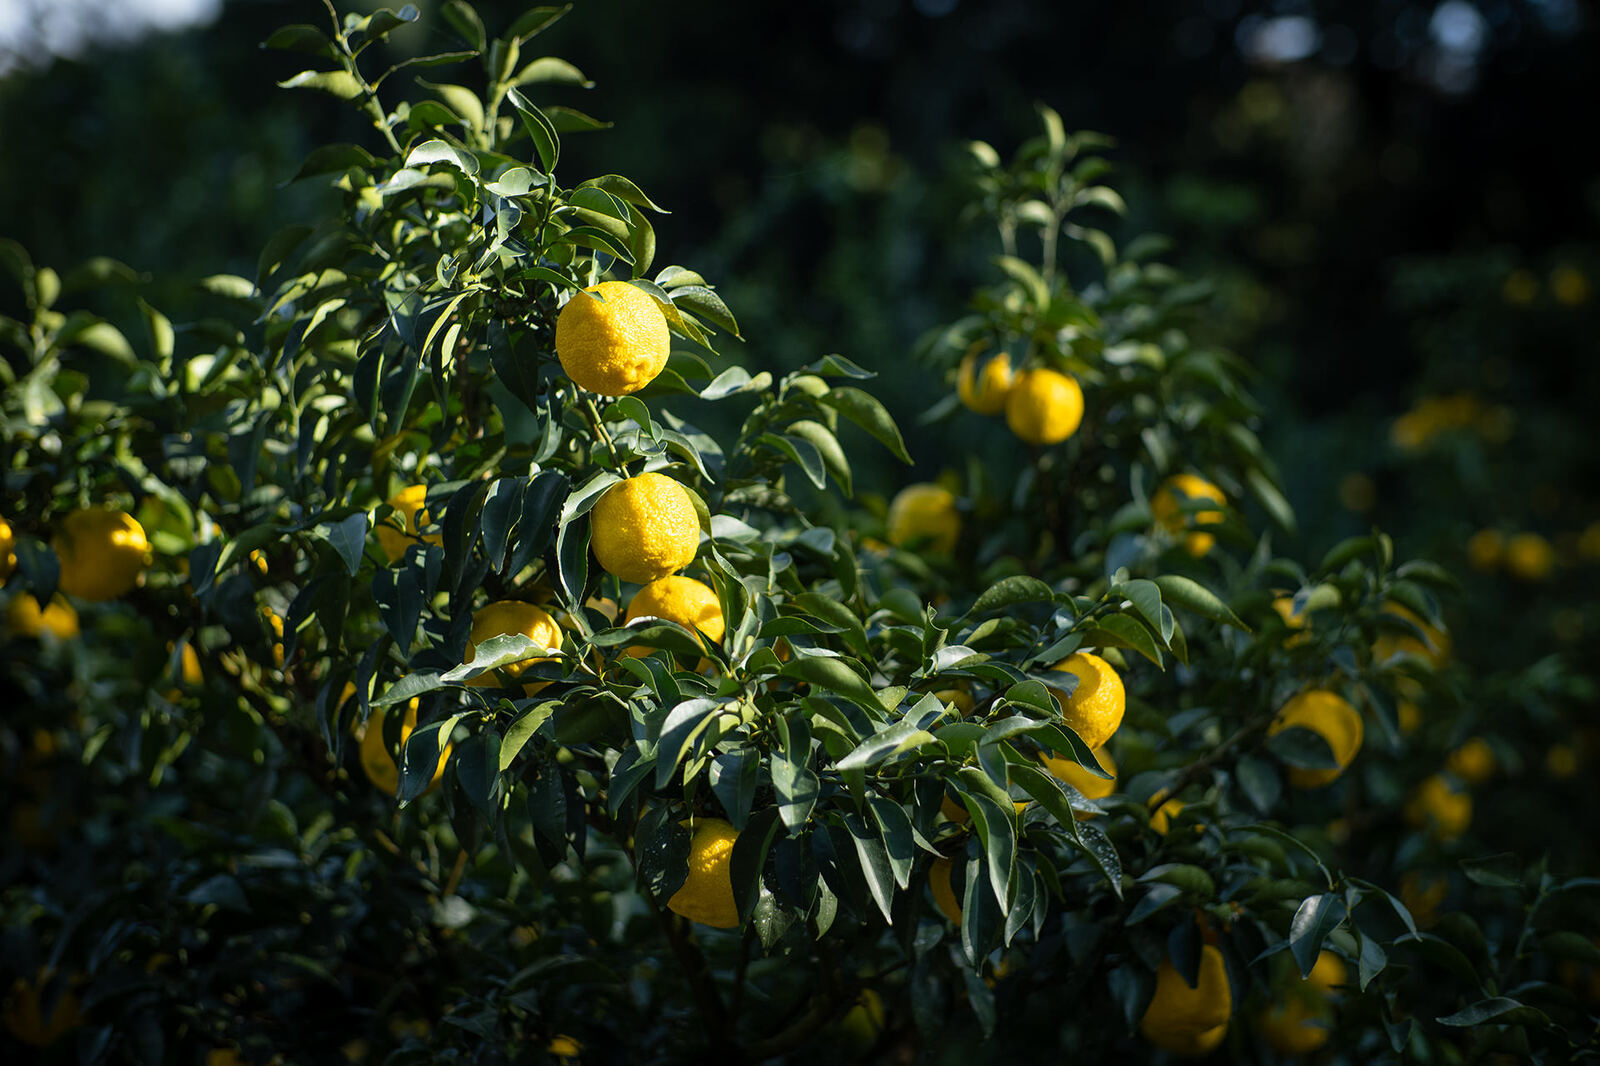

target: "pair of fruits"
[2,506,150,605]
[3,507,150,640]
[956,348,1085,445]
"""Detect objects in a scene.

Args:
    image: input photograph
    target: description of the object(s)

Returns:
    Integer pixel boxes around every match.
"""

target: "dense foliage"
[2,4,1597,1064]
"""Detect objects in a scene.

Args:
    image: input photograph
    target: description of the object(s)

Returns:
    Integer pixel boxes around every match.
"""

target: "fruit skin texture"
[624,575,725,656]
[589,473,700,584]
[1140,945,1233,1057]
[554,280,671,396]
[376,484,442,563]
[957,348,1014,414]
[667,818,740,928]
[1046,652,1126,749]
[54,507,151,600]
[357,697,451,796]
[3,971,82,1047]
[1269,690,1364,788]
[933,687,974,716]
[6,594,80,639]
[0,515,15,582]
[886,484,960,554]
[1040,745,1116,819]
[466,600,562,689]
[929,857,962,924]
[1405,773,1472,841]
[1151,474,1227,557]
[1004,367,1084,445]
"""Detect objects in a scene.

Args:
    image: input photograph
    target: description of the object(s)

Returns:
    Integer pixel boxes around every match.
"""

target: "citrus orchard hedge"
[2,4,1597,1064]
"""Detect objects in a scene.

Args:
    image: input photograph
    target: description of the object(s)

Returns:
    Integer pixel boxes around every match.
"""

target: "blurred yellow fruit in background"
[1152,474,1226,556]
[886,483,960,554]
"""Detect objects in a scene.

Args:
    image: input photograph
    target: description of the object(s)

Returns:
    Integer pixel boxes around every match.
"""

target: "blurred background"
[3,0,1597,847]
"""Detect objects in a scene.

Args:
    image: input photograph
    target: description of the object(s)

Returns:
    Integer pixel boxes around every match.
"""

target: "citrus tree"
[2,4,1597,1064]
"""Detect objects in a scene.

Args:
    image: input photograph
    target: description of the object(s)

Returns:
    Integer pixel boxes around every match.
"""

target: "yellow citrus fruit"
[1406,774,1471,841]
[886,484,960,555]
[1268,690,1363,788]
[356,698,451,796]
[1504,533,1554,581]
[589,473,700,584]
[267,611,286,667]
[1004,367,1084,445]
[1306,951,1347,995]
[548,1035,582,1063]
[206,1050,248,1066]
[1257,995,1332,1055]
[957,348,1015,414]
[1547,743,1579,779]
[1046,651,1125,749]
[624,575,725,656]
[1139,945,1233,1057]
[1372,602,1450,667]
[6,593,80,639]
[1150,797,1186,836]
[554,280,671,396]
[54,507,151,600]
[0,515,15,583]
[1152,474,1227,557]
[939,793,970,825]
[934,688,974,716]
[376,484,442,563]
[1502,269,1538,305]
[838,988,886,1051]
[1579,522,1600,561]
[1447,737,1495,784]
[667,817,740,928]
[3,970,82,1047]
[1399,870,1447,927]
[1272,595,1310,647]
[1466,529,1503,572]
[466,600,562,689]
[1551,266,1590,306]
[1040,745,1116,819]
[929,856,962,924]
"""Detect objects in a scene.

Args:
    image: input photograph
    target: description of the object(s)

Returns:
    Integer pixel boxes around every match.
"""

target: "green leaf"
[1115,579,1171,642]
[1289,893,1347,977]
[441,634,547,683]
[578,173,667,213]
[785,420,852,496]
[1081,613,1163,668]
[821,387,912,463]
[834,718,938,772]
[1437,998,1549,1028]
[278,70,366,100]
[406,138,479,176]
[1152,574,1250,631]
[499,701,557,771]
[263,24,339,58]
[440,0,486,49]
[507,87,559,172]
[321,513,369,576]
[508,5,572,43]
[969,575,1055,616]
[781,655,883,713]
[1247,467,1296,534]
